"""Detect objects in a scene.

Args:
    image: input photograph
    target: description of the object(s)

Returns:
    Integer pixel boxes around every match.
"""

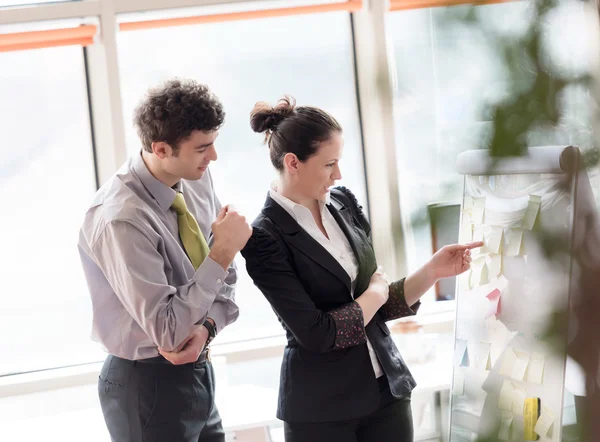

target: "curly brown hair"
[134,79,225,155]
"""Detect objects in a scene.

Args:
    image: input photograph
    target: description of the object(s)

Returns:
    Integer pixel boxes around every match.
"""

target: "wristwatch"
[203,319,216,362]
[203,319,217,345]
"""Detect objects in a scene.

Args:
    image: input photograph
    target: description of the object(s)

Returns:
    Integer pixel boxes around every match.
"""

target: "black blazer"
[241,187,419,423]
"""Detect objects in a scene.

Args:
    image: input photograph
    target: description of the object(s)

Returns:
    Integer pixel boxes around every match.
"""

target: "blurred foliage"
[429,0,600,440]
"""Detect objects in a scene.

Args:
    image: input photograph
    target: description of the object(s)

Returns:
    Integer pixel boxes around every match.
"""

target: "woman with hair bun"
[241,96,481,442]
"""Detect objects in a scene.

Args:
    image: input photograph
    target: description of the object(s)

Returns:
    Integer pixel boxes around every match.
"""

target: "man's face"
[164,130,219,181]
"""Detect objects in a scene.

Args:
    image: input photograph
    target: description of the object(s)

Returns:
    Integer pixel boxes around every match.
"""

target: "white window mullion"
[85,0,127,186]
[351,0,408,279]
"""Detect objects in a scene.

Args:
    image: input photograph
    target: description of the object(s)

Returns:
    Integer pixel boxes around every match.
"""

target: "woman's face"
[291,131,344,202]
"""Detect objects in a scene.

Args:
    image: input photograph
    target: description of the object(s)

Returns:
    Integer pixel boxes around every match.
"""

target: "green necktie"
[171,193,210,270]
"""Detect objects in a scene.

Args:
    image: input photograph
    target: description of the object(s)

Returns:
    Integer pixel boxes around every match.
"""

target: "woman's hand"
[368,266,390,305]
[428,241,484,281]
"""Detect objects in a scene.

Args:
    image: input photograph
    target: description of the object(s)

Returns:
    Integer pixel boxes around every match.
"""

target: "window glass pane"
[117,11,366,342]
[0,45,98,375]
[388,1,595,301]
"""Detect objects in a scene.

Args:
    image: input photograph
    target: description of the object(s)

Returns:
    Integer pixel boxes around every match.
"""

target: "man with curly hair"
[78,79,251,442]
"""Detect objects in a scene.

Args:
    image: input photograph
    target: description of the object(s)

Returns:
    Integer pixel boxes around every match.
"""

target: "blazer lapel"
[327,201,364,269]
[261,194,351,292]
[328,196,378,297]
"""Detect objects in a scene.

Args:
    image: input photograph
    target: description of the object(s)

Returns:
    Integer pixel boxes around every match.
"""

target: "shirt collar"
[269,181,330,221]
[132,151,180,212]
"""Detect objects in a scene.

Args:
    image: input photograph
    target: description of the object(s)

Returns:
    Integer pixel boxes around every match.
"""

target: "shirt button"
[217,278,222,284]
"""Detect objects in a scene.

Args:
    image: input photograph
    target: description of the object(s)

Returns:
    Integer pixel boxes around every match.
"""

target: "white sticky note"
[527,353,545,384]
[471,208,485,225]
[511,385,527,416]
[484,226,504,254]
[469,342,492,371]
[521,195,541,230]
[464,196,474,210]
[479,262,489,286]
[498,411,513,440]
[470,256,486,287]
[506,228,524,256]
[487,254,502,278]
[454,339,469,367]
[499,348,517,377]
[534,406,555,438]
[453,370,465,395]
[498,380,514,411]
[511,350,531,381]
[474,196,486,209]
[460,221,473,243]
[472,225,485,255]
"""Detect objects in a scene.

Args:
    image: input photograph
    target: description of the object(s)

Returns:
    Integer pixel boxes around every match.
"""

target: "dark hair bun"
[250,96,296,134]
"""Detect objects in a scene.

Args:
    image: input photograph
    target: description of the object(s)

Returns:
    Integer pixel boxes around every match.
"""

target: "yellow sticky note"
[527,353,545,384]
[524,398,541,440]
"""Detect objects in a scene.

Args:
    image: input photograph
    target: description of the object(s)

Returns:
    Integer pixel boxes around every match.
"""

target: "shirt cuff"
[207,303,228,334]
[379,278,421,321]
[329,301,367,350]
[193,256,229,294]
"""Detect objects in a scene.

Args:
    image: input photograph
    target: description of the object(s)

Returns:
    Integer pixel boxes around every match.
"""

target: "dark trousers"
[98,354,224,442]
[284,376,414,442]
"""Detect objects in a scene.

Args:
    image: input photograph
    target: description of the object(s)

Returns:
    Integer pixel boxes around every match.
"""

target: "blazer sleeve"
[334,186,421,322]
[379,278,421,321]
[241,226,367,353]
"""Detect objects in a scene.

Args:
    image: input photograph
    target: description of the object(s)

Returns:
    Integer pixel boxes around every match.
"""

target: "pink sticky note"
[485,289,502,319]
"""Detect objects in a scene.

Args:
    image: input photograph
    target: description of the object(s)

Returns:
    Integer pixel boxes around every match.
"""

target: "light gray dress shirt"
[78,152,239,360]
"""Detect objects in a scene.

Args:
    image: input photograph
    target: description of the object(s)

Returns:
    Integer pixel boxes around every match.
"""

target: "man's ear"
[151,141,172,159]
